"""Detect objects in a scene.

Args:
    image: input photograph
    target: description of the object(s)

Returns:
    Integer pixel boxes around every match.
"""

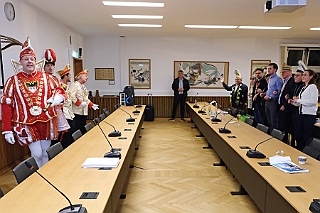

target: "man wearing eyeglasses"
[278,63,295,143]
[1,37,65,168]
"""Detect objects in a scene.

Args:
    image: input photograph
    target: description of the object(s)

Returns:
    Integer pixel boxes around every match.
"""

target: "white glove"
[5,132,15,144]
[92,104,99,110]
[80,102,88,108]
[49,94,65,107]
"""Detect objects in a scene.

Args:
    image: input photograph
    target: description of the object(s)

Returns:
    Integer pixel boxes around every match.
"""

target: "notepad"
[82,158,120,168]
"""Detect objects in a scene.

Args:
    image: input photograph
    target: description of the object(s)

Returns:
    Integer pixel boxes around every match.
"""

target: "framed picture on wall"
[129,59,151,89]
[174,61,229,89]
[250,60,271,77]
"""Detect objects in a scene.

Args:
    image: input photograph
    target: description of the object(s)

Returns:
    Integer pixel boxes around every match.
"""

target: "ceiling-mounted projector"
[264,0,306,13]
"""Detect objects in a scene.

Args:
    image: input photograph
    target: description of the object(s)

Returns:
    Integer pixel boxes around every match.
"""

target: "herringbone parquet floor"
[116,118,261,213]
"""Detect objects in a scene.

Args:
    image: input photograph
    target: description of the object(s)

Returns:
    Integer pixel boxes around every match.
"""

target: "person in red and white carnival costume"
[1,37,65,167]
[43,48,70,146]
[70,69,99,135]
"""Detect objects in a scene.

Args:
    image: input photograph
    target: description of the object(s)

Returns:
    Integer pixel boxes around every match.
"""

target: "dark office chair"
[270,129,285,141]
[245,118,254,126]
[256,123,268,134]
[84,123,94,132]
[72,129,83,141]
[46,142,63,160]
[99,113,106,121]
[93,118,101,125]
[12,157,39,184]
[103,108,110,117]
[0,188,4,198]
[303,138,320,160]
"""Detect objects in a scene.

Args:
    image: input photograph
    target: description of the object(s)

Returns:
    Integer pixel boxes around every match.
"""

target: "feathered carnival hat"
[57,64,70,77]
[282,62,292,71]
[234,69,242,79]
[75,69,88,79]
[43,49,56,66]
[297,60,308,73]
[20,37,36,59]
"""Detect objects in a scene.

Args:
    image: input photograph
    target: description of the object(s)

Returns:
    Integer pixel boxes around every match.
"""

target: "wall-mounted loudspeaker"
[79,48,82,58]
[123,86,135,106]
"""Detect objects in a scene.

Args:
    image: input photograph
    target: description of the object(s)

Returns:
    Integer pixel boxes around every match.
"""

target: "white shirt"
[297,84,318,115]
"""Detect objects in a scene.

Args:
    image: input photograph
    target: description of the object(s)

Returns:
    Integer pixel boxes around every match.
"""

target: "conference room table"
[0,105,145,213]
[187,102,320,213]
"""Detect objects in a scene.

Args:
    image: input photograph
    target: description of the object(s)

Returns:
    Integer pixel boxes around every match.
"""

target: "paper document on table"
[272,162,309,174]
[82,158,120,168]
[269,155,291,165]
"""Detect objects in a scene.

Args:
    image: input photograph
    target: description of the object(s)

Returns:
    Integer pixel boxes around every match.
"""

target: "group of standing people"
[170,62,319,152]
[225,62,319,151]
[1,37,99,167]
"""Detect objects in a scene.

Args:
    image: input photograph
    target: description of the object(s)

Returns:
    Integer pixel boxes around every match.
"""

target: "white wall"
[0,0,84,82]
[84,36,282,96]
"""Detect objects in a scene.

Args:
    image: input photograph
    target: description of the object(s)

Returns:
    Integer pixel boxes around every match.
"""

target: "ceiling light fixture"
[103,1,164,7]
[310,28,320,31]
[112,15,163,19]
[118,24,162,27]
[184,25,238,29]
[238,26,291,30]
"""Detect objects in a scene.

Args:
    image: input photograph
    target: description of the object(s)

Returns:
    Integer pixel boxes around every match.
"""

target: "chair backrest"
[302,146,320,160]
[84,123,94,132]
[99,113,106,121]
[256,123,268,133]
[93,118,101,125]
[270,129,285,141]
[309,138,320,153]
[72,129,83,141]
[12,157,39,184]
[245,118,254,126]
[0,188,4,198]
[46,142,63,160]
[103,108,110,117]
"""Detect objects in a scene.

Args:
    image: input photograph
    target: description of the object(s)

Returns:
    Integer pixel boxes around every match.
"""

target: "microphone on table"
[246,137,273,158]
[218,117,234,133]
[132,105,140,114]
[101,120,121,137]
[190,92,198,104]
[24,162,87,213]
[135,104,142,108]
[198,102,209,113]
[97,123,121,159]
[192,93,199,108]
[210,101,222,122]
[118,106,136,122]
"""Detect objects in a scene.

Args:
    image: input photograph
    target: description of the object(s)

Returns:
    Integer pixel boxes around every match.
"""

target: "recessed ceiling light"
[112,15,163,19]
[238,26,291,30]
[103,1,164,7]
[184,25,238,29]
[310,27,320,31]
[118,24,162,27]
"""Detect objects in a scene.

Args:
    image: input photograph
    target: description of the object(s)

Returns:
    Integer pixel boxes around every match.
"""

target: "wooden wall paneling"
[87,96,230,120]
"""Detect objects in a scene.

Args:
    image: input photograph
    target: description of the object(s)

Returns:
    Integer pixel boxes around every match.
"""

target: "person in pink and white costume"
[1,37,65,167]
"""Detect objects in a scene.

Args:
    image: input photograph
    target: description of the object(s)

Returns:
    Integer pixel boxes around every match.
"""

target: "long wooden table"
[0,105,144,213]
[187,102,320,213]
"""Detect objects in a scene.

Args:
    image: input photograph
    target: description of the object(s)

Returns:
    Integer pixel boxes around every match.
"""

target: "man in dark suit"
[221,70,248,111]
[169,70,190,122]
[278,63,296,143]
[252,68,268,125]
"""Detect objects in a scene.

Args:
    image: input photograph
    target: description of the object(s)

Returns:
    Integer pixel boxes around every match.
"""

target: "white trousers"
[28,140,51,168]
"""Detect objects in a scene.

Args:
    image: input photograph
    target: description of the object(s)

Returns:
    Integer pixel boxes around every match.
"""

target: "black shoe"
[181,118,185,122]
[169,118,175,121]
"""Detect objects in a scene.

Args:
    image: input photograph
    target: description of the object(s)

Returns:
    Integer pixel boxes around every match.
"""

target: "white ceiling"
[26,0,320,40]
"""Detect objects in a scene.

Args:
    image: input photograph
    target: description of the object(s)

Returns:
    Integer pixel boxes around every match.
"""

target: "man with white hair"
[221,70,248,110]
[1,37,65,167]
[70,69,99,135]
